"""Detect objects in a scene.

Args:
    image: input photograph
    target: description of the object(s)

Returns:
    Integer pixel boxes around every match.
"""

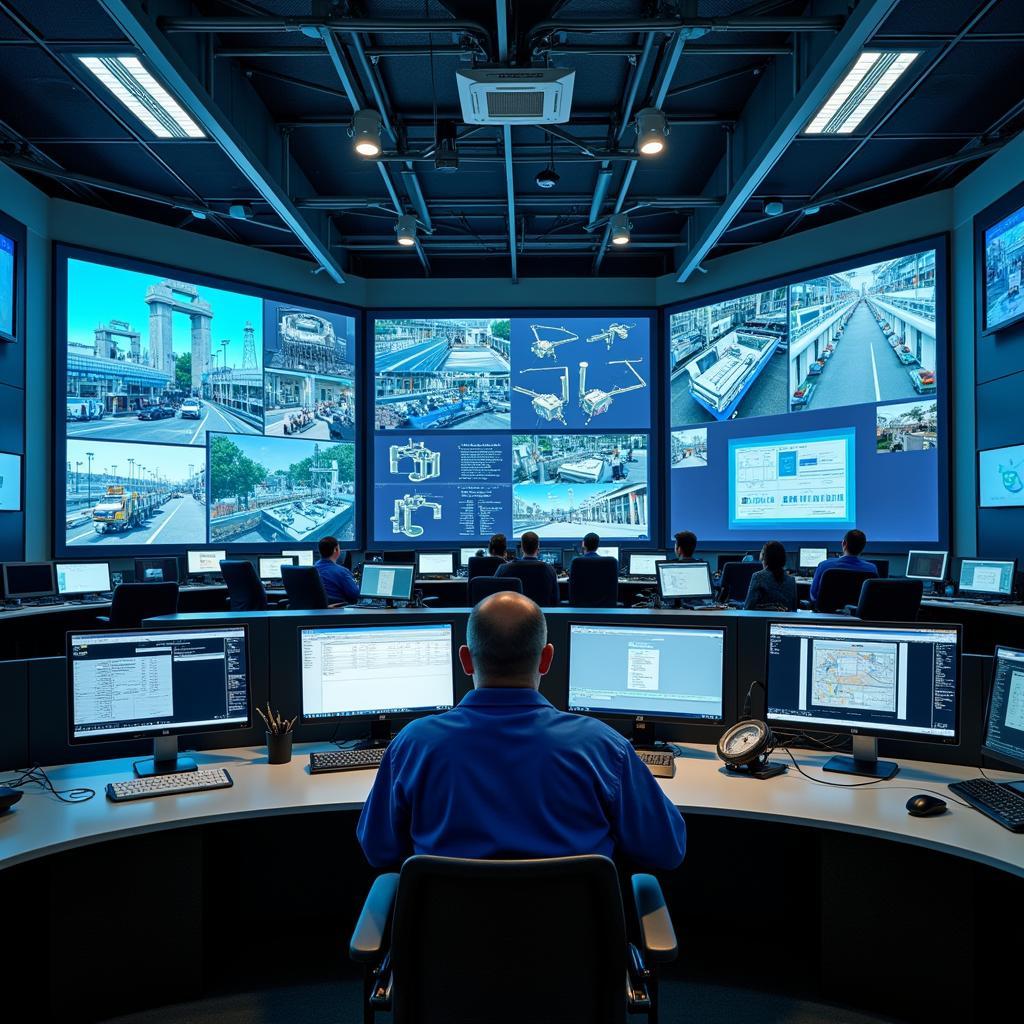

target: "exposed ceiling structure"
[0,0,1022,282]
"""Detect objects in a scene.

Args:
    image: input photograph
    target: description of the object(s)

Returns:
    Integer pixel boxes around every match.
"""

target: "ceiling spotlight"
[804,204,822,216]
[635,107,668,155]
[610,213,632,246]
[762,199,785,217]
[228,203,254,221]
[395,214,418,247]
[351,109,383,157]
[434,119,459,173]
[535,166,560,189]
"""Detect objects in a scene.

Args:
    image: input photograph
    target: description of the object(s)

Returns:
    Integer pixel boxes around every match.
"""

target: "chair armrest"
[843,603,859,616]
[350,873,400,964]
[631,874,677,964]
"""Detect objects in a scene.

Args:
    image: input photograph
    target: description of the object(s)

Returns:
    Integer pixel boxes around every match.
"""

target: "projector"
[456,67,575,125]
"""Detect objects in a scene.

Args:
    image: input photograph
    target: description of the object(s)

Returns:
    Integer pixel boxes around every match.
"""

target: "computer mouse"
[0,787,23,813]
[906,794,947,817]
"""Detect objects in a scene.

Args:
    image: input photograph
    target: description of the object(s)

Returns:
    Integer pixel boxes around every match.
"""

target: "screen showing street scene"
[208,434,355,544]
[0,232,14,340]
[788,248,937,412]
[984,204,1024,332]
[875,400,937,454]
[669,287,788,426]
[671,428,708,468]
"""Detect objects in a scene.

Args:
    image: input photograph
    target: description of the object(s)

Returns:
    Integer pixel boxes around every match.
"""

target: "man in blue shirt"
[809,528,878,603]
[314,535,359,605]
[579,531,601,557]
[495,530,560,606]
[356,592,686,870]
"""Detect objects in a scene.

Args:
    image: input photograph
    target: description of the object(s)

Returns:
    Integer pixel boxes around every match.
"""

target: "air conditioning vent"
[456,67,575,125]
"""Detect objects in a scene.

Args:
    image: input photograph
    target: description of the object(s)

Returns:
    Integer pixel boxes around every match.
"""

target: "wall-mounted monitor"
[983,203,1024,334]
[978,444,1024,508]
[0,231,15,342]
[0,452,21,510]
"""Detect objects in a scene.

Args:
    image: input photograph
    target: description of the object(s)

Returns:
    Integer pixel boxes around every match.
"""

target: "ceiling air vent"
[456,67,575,125]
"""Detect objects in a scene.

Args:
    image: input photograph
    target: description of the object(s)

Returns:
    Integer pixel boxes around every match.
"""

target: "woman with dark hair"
[744,540,798,611]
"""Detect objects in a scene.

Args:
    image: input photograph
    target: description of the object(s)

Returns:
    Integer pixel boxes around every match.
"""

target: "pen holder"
[266,730,293,765]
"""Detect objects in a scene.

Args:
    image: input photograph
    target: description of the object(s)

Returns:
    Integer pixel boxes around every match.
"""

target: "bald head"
[462,591,554,688]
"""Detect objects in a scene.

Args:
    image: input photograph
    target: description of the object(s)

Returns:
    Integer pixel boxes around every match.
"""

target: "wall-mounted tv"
[0,231,15,342]
[979,443,1024,508]
[983,203,1024,333]
[0,451,21,510]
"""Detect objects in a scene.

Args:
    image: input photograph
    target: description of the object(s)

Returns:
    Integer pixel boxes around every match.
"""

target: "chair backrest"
[468,575,523,605]
[389,855,627,1024]
[815,568,876,613]
[108,582,179,628]
[568,556,619,608]
[467,555,504,580]
[499,560,559,606]
[855,577,923,621]
[219,559,268,612]
[719,560,761,602]
[280,565,329,609]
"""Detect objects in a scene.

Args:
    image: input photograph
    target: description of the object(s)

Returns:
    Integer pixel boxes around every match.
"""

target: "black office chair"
[219,559,269,612]
[467,575,523,604]
[350,855,677,1024]
[852,577,923,621]
[866,558,890,579]
[97,582,178,628]
[496,561,560,606]
[467,554,504,580]
[568,556,620,608]
[280,565,334,609]
[810,568,877,613]
[718,561,761,605]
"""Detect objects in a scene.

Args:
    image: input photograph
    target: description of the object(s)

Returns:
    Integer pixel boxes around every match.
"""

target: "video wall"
[370,313,654,544]
[667,239,946,547]
[55,246,358,555]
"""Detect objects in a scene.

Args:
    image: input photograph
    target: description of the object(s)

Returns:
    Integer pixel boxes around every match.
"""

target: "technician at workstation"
[314,535,359,605]
[744,540,799,612]
[673,530,699,562]
[808,528,878,604]
[494,530,560,605]
[577,532,602,558]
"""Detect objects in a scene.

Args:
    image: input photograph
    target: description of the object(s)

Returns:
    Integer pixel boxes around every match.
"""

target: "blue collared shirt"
[314,557,359,604]
[356,688,687,870]
[809,554,878,602]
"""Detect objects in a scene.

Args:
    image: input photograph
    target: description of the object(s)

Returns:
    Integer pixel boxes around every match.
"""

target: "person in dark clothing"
[673,530,699,562]
[495,531,560,606]
[744,540,798,611]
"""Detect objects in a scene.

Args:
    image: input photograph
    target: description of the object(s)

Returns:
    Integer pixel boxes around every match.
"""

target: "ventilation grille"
[456,68,575,125]
[486,91,546,119]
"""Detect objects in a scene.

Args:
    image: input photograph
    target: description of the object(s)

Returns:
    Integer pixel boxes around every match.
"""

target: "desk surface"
[3,742,1022,878]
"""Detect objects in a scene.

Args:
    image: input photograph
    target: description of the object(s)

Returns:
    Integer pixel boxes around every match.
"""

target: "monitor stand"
[822,735,899,781]
[349,716,393,751]
[134,735,198,778]
[630,717,669,752]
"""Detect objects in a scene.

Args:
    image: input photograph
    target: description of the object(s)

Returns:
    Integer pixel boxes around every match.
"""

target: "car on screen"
[137,405,175,421]
[180,399,202,419]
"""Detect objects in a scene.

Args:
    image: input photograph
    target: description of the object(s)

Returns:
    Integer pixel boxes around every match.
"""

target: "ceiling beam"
[497,0,516,284]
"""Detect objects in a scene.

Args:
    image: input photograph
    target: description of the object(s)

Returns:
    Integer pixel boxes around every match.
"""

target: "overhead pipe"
[296,195,723,210]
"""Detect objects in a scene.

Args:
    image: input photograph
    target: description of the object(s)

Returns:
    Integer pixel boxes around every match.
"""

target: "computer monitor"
[765,621,960,780]
[134,557,179,584]
[2,561,56,600]
[282,548,315,567]
[799,548,828,572]
[381,549,416,564]
[299,622,455,746]
[186,549,227,576]
[656,561,713,602]
[538,550,563,570]
[866,559,889,579]
[258,555,298,580]
[958,558,1016,599]
[905,550,948,582]
[628,552,663,578]
[460,546,486,566]
[55,561,111,597]
[981,646,1024,781]
[567,623,725,746]
[716,555,745,572]
[418,551,454,576]
[595,545,619,562]
[360,563,415,603]
[67,625,251,777]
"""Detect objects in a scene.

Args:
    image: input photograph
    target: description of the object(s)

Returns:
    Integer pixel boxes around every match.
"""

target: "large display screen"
[668,241,945,547]
[0,231,14,342]
[371,313,653,544]
[984,203,1024,333]
[979,444,1024,508]
[56,247,358,554]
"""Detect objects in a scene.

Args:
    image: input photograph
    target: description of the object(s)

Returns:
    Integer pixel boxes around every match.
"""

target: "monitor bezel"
[764,619,962,747]
[655,559,713,600]
[359,562,415,600]
[904,549,948,582]
[2,561,56,599]
[66,624,253,746]
[980,645,1024,772]
[417,550,456,576]
[981,202,1024,335]
[55,561,112,596]
[957,557,1017,597]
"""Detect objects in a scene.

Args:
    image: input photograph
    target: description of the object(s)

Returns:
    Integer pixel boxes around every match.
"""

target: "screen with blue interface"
[983,646,1024,770]
[0,231,14,340]
[360,562,414,600]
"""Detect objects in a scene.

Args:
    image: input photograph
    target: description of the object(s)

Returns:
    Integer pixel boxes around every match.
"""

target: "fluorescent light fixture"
[351,108,383,157]
[395,214,418,247]
[610,212,632,246]
[804,51,918,135]
[78,55,205,139]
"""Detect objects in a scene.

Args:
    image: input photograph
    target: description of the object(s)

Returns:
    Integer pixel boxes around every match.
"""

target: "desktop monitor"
[595,546,619,562]
[381,549,416,564]
[567,623,725,745]
[299,622,455,745]
[258,555,298,580]
[628,552,663,578]
[2,561,56,599]
[134,557,179,584]
[958,559,1016,599]
[282,549,315,567]
[765,621,960,779]
[55,561,111,596]
[656,561,713,601]
[981,646,1024,777]
[360,562,414,602]
[799,548,828,572]
[186,549,227,576]
[67,625,251,777]
[538,550,563,570]
[905,550,948,582]
[418,551,455,576]
[460,546,486,566]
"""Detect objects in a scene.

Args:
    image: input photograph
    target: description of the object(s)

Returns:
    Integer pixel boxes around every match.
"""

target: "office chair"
[718,561,761,605]
[496,560,560,606]
[568,556,620,608]
[809,568,877,613]
[851,577,923,621]
[467,575,523,604]
[350,854,677,1024]
[280,565,334,609]
[866,558,890,579]
[467,554,504,580]
[97,582,178,628]
[219,560,269,612]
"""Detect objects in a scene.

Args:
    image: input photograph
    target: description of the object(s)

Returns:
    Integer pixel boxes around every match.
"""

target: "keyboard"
[106,767,233,802]
[636,749,676,779]
[948,777,1024,832]
[309,747,388,774]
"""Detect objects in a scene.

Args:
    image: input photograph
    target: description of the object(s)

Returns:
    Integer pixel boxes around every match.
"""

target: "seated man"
[357,592,686,869]
[673,530,699,563]
[314,535,359,605]
[495,530,560,606]
[488,532,514,563]
[809,528,878,604]
[578,531,601,557]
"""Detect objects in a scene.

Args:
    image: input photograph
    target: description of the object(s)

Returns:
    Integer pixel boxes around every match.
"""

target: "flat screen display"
[984,204,1024,333]
[905,550,948,581]
[0,231,14,341]
[0,452,21,510]
[187,549,226,574]
[978,444,1024,508]
[56,561,112,595]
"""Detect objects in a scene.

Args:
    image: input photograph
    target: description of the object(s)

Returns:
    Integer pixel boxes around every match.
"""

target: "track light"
[762,198,785,217]
[351,109,383,157]
[635,107,668,155]
[395,214,418,247]
[434,119,459,173]
[228,203,254,221]
[610,213,632,246]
